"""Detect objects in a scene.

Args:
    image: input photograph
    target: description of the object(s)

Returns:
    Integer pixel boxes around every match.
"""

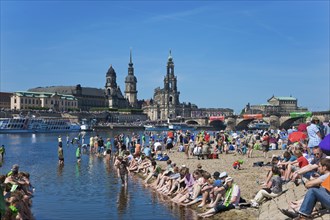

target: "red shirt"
[297,156,309,168]
[233,161,240,167]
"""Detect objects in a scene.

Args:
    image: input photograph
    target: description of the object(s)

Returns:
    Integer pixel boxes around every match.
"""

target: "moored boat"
[247,121,270,130]
[0,116,80,133]
[144,123,196,131]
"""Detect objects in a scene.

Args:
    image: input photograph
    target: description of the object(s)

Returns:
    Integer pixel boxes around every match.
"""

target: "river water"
[0,131,199,220]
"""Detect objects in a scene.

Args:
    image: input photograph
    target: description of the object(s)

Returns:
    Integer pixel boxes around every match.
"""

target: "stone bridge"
[184,111,330,130]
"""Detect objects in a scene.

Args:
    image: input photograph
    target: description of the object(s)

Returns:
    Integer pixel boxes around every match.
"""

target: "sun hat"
[224,176,233,184]
[312,116,320,121]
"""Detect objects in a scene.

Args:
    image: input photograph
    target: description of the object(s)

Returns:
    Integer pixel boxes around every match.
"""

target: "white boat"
[0,116,80,133]
[248,121,270,130]
[80,118,93,131]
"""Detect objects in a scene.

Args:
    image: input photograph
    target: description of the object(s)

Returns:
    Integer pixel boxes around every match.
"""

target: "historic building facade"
[28,51,139,111]
[0,92,12,110]
[142,51,197,121]
[29,85,105,111]
[244,95,308,115]
[10,91,78,111]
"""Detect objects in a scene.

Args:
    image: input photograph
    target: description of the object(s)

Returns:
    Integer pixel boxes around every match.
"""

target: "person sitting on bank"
[250,166,283,208]
[198,176,240,218]
[297,158,330,219]
[292,146,327,181]
[280,158,330,219]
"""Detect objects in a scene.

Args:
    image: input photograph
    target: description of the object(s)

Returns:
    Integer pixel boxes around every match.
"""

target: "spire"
[130,48,133,64]
[129,48,133,68]
[168,49,173,61]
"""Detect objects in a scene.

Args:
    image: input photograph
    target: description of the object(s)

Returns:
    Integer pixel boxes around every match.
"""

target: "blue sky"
[1,1,329,114]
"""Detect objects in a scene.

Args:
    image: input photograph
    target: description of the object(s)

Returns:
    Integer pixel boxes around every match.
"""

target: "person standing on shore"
[261,133,270,159]
[307,117,322,153]
[246,132,256,158]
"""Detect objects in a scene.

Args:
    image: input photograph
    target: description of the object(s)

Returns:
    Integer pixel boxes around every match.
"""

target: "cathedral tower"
[164,50,180,118]
[124,49,138,107]
[105,65,118,108]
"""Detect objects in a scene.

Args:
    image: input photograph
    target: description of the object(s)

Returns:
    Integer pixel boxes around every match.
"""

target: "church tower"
[105,65,118,108]
[124,49,138,107]
[163,50,180,119]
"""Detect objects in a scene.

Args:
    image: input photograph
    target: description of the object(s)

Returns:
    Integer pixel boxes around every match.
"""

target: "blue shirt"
[213,179,222,187]
[284,155,297,162]
[143,147,151,157]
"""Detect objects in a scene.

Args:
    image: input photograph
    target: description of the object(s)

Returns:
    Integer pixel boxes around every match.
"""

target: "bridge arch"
[186,120,199,125]
[209,120,226,130]
[236,119,254,130]
[280,117,305,130]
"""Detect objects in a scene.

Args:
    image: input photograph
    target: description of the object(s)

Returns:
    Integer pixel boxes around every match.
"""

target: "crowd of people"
[53,115,329,219]
[0,164,34,220]
[1,115,329,219]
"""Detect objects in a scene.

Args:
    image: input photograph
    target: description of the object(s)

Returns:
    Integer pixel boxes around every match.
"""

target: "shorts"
[291,166,299,172]
[180,182,186,189]
[214,203,235,213]
[166,143,174,149]
[106,149,111,154]
[120,173,128,184]
[59,158,64,162]
[76,157,81,160]
[262,145,269,152]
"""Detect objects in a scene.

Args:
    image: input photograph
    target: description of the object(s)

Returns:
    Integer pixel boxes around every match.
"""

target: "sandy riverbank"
[147,149,281,219]
[134,148,330,220]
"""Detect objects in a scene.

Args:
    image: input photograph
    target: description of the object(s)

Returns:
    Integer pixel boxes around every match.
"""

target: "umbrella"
[288,131,307,143]
[319,134,330,152]
[297,123,307,132]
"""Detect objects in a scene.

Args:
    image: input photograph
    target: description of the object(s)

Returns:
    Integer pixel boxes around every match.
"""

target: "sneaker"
[251,202,259,208]
[278,208,298,218]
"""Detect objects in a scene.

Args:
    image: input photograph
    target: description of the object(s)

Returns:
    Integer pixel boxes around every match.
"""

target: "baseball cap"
[219,172,228,179]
